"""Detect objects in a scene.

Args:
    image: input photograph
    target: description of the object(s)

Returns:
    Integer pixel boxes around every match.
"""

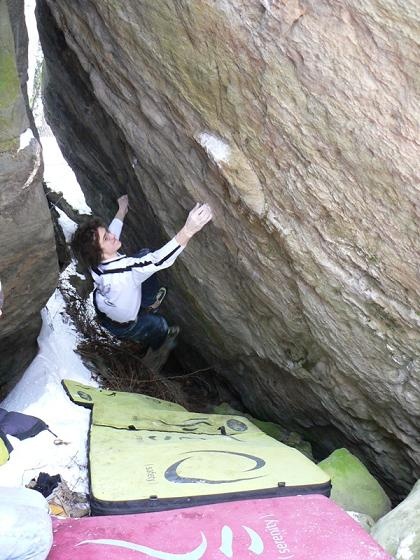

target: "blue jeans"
[100,249,168,349]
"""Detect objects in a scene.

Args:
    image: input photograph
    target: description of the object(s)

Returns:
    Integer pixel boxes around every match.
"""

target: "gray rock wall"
[35,0,163,252]
[39,0,419,495]
[0,0,58,396]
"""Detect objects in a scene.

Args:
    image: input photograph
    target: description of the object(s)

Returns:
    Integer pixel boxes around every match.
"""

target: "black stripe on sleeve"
[155,245,182,266]
[92,255,128,276]
[96,245,182,276]
[107,255,128,263]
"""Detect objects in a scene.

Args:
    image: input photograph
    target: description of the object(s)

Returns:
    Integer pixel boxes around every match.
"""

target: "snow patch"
[23,142,41,189]
[18,128,34,152]
[41,136,91,214]
[56,207,78,243]
[198,132,230,163]
[24,0,41,102]
[396,533,416,560]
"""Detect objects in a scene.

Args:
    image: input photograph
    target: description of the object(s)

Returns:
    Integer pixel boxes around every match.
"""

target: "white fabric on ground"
[0,487,52,560]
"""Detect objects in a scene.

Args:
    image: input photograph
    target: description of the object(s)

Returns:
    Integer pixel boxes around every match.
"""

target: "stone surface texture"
[38,0,419,495]
[0,0,58,395]
[372,479,420,559]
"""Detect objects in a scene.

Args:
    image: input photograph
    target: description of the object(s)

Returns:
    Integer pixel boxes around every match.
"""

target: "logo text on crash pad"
[164,450,266,484]
[77,524,268,559]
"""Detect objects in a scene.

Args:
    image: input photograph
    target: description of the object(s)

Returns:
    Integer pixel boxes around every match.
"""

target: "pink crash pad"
[49,494,391,560]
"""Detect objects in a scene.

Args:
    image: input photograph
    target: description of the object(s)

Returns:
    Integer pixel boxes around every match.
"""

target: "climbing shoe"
[147,287,167,312]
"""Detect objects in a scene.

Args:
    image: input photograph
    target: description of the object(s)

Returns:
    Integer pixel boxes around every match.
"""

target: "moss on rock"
[0,0,26,146]
[0,51,20,107]
[318,448,391,520]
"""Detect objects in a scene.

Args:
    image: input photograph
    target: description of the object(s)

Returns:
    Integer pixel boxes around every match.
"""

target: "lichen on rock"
[0,0,25,151]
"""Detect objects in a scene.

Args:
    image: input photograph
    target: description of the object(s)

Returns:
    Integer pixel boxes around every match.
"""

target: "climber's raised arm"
[114,194,129,222]
[108,194,129,239]
[175,203,213,247]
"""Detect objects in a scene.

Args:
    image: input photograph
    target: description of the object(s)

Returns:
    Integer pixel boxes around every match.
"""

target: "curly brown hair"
[71,217,106,269]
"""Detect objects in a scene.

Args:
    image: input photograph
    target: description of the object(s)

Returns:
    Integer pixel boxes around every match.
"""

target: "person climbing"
[71,195,212,350]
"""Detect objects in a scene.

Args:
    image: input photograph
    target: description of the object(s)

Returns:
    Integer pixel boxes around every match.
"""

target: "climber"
[71,195,212,349]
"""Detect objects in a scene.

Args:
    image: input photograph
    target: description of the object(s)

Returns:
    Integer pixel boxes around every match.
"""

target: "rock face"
[37,0,419,495]
[0,0,58,396]
[371,479,420,559]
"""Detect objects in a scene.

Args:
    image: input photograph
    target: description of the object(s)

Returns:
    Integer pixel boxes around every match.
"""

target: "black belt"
[98,312,134,329]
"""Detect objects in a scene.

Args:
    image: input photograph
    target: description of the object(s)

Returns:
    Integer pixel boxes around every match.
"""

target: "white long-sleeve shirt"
[91,219,184,323]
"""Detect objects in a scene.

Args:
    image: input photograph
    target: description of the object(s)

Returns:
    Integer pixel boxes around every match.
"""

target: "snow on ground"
[0,286,96,494]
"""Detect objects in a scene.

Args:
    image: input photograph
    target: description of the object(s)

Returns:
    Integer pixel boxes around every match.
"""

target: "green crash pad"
[63,380,186,412]
[0,436,9,465]
[63,380,331,515]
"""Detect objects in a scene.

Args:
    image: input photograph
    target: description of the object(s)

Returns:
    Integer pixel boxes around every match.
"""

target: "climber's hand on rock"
[175,203,213,246]
[117,194,129,216]
[184,203,213,237]
[115,194,129,221]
